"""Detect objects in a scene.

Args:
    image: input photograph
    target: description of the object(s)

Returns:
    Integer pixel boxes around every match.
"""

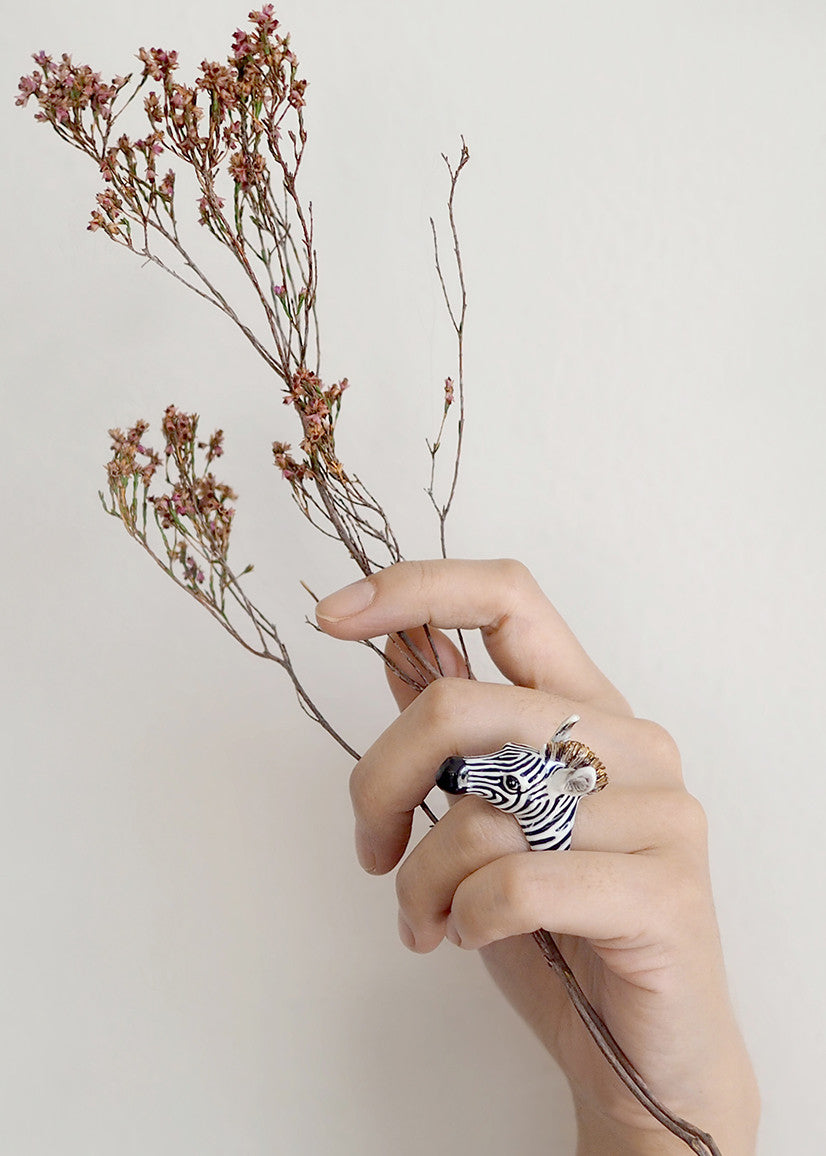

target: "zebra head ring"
[435,715,608,851]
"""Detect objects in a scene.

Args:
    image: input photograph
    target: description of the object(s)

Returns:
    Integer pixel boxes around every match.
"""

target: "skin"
[315,559,760,1154]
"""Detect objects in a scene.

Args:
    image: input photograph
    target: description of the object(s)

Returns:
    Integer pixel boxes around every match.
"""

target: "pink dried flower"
[144,90,162,121]
[140,459,161,486]
[228,149,265,190]
[231,29,255,60]
[250,5,279,36]
[96,189,123,217]
[325,378,349,403]
[104,421,161,491]
[21,54,119,122]
[198,193,225,224]
[162,404,196,447]
[198,429,225,463]
[152,494,173,527]
[302,414,325,443]
[272,440,308,482]
[181,552,205,585]
[288,78,307,109]
[197,59,240,109]
[15,72,41,106]
[137,47,179,82]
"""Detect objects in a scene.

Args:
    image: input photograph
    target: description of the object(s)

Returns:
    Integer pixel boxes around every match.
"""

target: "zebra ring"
[435,715,608,851]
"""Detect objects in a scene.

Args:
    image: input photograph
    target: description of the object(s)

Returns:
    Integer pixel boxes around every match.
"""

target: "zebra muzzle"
[436,756,469,795]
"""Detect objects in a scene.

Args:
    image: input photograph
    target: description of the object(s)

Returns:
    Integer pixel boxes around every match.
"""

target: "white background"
[2,1,825,1152]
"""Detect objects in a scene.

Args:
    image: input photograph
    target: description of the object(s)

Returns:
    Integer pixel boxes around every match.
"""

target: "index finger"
[315,558,630,713]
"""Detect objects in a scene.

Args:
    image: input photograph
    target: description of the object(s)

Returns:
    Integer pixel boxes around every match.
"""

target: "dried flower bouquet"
[17,9,721,1154]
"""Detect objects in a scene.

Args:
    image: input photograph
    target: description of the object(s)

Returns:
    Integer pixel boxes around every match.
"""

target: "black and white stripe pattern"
[436,737,602,851]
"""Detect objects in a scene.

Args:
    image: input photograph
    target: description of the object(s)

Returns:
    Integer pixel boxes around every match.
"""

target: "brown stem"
[395,629,442,683]
[63,53,715,1155]
[361,638,428,691]
[422,624,445,677]
[433,139,469,539]
[429,141,474,680]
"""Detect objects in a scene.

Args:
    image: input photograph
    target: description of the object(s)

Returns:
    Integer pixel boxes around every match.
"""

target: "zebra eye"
[504,775,521,793]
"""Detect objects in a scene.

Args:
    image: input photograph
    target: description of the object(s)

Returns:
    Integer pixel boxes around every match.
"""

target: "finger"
[396,795,526,952]
[571,783,700,854]
[396,785,692,952]
[352,678,572,873]
[316,559,630,713]
[350,682,671,874]
[384,626,469,712]
[447,849,661,951]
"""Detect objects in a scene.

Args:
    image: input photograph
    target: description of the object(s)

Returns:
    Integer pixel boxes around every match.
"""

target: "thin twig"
[24,34,719,1151]
[428,142,474,678]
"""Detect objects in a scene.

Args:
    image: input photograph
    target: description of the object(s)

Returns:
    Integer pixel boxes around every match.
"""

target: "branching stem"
[22,27,720,1155]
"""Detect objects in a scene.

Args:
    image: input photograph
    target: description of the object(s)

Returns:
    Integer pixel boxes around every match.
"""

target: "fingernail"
[398,913,416,951]
[445,915,462,947]
[355,825,377,874]
[316,578,376,622]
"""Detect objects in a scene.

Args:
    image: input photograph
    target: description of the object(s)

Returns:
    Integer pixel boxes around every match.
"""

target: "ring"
[435,715,607,851]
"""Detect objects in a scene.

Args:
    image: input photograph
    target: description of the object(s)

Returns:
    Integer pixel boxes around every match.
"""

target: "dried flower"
[18,16,710,1149]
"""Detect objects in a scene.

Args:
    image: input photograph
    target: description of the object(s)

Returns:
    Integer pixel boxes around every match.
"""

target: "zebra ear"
[562,765,598,796]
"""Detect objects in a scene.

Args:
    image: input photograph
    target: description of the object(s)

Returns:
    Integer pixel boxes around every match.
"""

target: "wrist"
[573,1050,760,1156]
[576,1112,759,1156]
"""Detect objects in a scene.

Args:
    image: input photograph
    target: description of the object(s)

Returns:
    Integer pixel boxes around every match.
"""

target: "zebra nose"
[436,756,468,794]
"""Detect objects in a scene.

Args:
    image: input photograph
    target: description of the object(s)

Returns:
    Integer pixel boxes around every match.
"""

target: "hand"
[315,559,760,1155]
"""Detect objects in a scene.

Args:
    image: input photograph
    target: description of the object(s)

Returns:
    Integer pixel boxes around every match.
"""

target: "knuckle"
[481,559,538,641]
[452,881,489,945]
[398,558,429,595]
[416,676,467,728]
[656,788,708,846]
[494,557,535,598]
[677,791,709,845]
[633,719,683,778]
[493,855,535,924]
[394,858,417,911]
[639,787,709,856]
[662,857,708,926]
[375,559,431,613]
[348,760,379,823]
[453,854,536,946]
[644,829,712,933]
[386,558,433,609]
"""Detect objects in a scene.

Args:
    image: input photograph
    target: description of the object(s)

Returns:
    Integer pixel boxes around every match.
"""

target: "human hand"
[315,559,760,1155]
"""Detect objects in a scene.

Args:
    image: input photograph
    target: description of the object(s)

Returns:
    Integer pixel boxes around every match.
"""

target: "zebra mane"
[545,739,608,793]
